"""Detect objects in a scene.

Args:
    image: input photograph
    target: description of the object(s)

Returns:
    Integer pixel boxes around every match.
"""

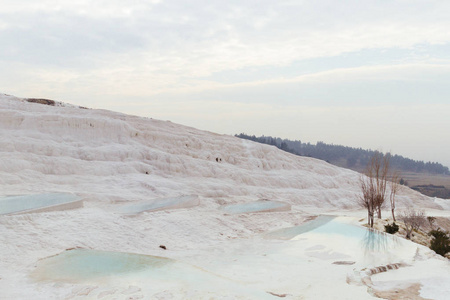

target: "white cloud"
[2,1,450,84]
[1,1,450,165]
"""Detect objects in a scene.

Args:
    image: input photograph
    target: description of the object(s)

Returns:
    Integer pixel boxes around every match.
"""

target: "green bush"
[429,229,450,256]
[384,222,399,234]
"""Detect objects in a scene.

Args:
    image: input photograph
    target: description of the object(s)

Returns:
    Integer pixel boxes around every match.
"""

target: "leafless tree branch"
[400,208,426,239]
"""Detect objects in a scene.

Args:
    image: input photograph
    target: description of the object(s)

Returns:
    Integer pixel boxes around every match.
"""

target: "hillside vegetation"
[236,133,450,199]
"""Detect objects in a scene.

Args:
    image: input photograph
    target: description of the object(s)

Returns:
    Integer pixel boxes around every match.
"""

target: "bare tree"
[373,152,390,219]
[359,174,376,227]
[359,152,390,227]
[400,208,426,239]
[389,172,400,222]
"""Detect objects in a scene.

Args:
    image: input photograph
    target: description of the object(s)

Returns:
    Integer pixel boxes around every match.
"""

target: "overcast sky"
[1,0,449,167]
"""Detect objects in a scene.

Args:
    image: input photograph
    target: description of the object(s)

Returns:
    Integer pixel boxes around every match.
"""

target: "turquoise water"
[221,200,287,214]
[0,193,79,215]
[265,215,335,239]
[32,249,172,282]
[120,195,196,214]
[311,217,366,237]
[266,216,396,252]
[311,218,395,251]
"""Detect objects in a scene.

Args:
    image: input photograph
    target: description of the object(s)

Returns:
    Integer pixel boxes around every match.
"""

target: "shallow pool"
[220,200,290,214]
[32,249,173,282]
[265,215,335,239]
[310,218,397,252]
[119,195,199,214]
[266,216,398,253]
[0,193,80,215]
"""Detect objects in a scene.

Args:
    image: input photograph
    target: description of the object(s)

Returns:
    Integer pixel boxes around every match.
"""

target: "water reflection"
[361,228,399,253]
[267,217,401,256]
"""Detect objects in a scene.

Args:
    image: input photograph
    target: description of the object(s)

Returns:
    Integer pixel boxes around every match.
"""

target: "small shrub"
[400,208,426,239]
[427,216,436,229]
[384,222,399,234]
[429,229,450,256]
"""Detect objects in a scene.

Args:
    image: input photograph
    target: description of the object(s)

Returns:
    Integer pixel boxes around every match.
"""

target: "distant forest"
[236,133,450,175]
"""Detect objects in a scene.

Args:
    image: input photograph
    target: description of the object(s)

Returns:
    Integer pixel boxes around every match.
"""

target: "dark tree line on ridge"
[235,133,450,175]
